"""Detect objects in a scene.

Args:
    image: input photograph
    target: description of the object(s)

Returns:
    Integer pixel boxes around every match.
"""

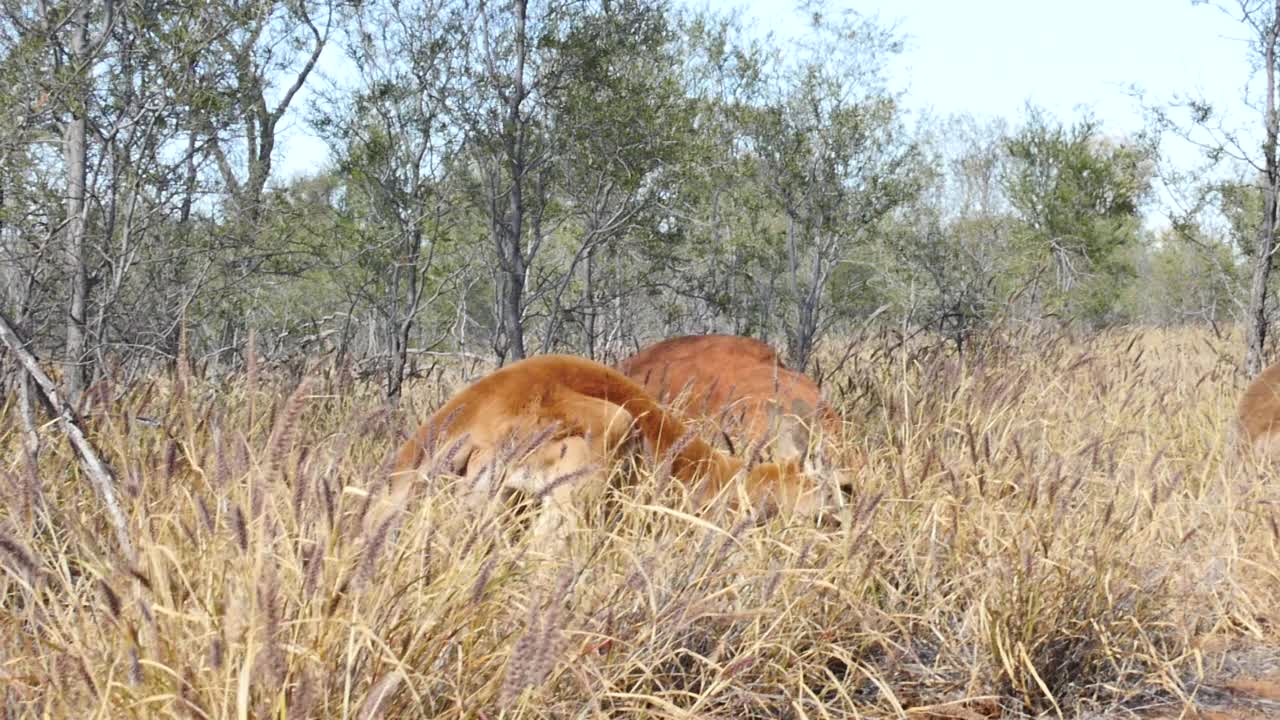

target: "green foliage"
[1119,226,1243,326]
[1001,107,1155,325]
[0,0,1239,387]
[871,115,1014,342]
[1213,178,1264,259]
[733,3,923,365]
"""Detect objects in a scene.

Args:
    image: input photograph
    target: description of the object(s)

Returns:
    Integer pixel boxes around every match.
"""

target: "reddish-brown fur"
[618,335,845,461]
[1236,360,1280,459]
[619,335,782,383]
[382,354,828,537]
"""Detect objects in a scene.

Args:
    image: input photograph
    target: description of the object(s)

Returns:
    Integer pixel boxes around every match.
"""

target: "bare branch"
[0,309,135,562]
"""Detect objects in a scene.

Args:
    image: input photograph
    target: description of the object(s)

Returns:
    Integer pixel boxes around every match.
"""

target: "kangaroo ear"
[790,397,812,418]
[773,413,810,462]
[719,427,737,456]
[758,402,778,445]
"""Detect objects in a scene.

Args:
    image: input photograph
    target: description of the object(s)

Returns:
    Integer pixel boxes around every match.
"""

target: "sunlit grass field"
[2,326,1278,718]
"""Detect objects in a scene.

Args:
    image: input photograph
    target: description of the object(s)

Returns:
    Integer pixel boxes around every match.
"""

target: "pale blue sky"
[276,0,1260,194]
[840,0,1249,134]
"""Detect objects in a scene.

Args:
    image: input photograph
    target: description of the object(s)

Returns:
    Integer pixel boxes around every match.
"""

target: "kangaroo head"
[744,457,831,518]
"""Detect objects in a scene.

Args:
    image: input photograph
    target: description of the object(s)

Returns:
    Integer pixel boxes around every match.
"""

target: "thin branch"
[0,308,135,562]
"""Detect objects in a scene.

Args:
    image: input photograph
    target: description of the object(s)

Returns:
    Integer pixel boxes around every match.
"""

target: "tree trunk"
[497,0,530,361]
[783,213,818,370]
[792,306,818,372]
[62,5,91,408]
[500,232,527,361]
[585,245,597,360]
[1246,1,1280,377]
[179,131,198,225]
[387,227,424,404]
[487,204,521,365]
[18,373,41,466]
[387,330,405,403]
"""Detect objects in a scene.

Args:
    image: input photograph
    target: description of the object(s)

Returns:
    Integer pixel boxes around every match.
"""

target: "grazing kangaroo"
[1235,360,1280,460]
[379,354,832,541]
[618,335,858,487]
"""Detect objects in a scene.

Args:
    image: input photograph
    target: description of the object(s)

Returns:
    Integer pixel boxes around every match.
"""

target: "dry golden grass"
[2,325,1279,719]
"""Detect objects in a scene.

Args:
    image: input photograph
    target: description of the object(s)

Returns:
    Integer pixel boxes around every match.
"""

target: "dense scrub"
[2,327,1278,718]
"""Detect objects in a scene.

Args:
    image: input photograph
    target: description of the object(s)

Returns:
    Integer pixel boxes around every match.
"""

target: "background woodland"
[4,0,1275,407]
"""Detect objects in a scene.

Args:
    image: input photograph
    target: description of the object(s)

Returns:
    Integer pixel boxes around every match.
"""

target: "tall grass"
[2,326,1278,718]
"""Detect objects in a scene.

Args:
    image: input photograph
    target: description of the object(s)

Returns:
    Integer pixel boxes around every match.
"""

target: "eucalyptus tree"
[0,0,233,399]
[311,0,467,401]
[458,0,676,361]
[1001,108,1153,325]
[746,2,922,370]
[535,0,689,358]
[1154,0,1280,373]
[0,0,118,404]
[194,0,337,371]
[657,9,778,338]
